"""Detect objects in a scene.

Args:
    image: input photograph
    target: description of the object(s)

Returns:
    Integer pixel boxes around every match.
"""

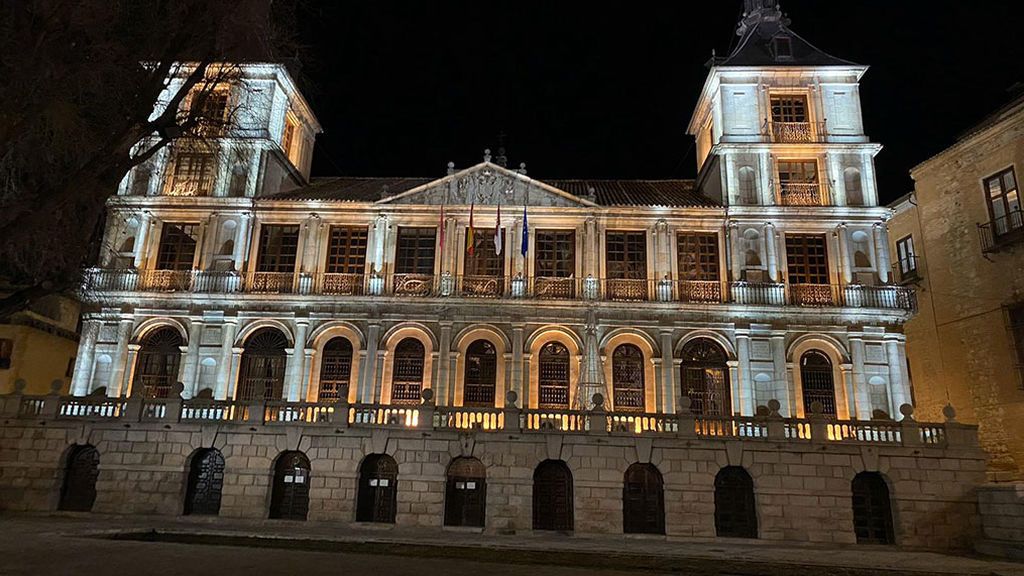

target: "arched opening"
[845,167,864,206]
[356,454,399,524]
[680,338,731,416]
[317,337,353,402]
[184,448,225,516]
[59,444,99,512]
[852,472,895,544]
[269,451,310,521]
[623,463,665,535]
[538,342,570,409]
[445,457,487,527]
[738,166,758,205]
[714,466,758,538]
[133,327,184,398]
[611,344,645,412]
[851,230,872,269]
[800,350,837,416]
[391,338,425,405]
[237,328,288,401]
[742,229,762,268]
[533,460,573,531]
[464,340,497,407]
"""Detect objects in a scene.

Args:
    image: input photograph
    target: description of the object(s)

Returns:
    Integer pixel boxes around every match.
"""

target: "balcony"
[762,120,827,144]
[979,210,1024,253]
[892,257,921,284]
[778,181,826,206]
[248,271,296,294]
[789,283,836,306]
[137,269,192,292]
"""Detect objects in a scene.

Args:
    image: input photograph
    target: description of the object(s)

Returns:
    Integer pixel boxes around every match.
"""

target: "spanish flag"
[467,201,475,256]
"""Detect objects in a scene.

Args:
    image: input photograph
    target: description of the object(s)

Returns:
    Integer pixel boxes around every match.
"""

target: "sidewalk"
[4,513,1023,576]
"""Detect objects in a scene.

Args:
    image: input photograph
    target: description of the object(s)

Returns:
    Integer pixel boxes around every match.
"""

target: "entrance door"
[623,463,665,534]
[269,451,310,520]
[356,454,398,523]
[533,460,573,531]
[184,449,225,516]
[59,445,99,511]
[852,472,895,544]
[445,457,487,527]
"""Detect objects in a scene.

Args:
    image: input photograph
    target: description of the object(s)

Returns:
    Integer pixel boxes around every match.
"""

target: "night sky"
[296,1,1024,204]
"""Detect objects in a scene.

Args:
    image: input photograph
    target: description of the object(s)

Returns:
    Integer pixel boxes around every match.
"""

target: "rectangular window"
[325,226,368,274]
[770,96,809,123]
[778,160,819,184]
[1008,304,1024,388]
[394,227,436,275]
[786,234,830,285]
[534,230,575,278]
[256,225,300,273]
[155,223,199,271]
[605,231,647,279]
[985,167,1022,236]
[197,90,229,135]
[169,152,215,196]
[0,339,11,370]
[896,235,917,277]
[465,228,504,277]
[677,232,720,281]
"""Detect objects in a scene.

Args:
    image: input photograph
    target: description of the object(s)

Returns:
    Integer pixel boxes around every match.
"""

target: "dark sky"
[296,1,1024,204]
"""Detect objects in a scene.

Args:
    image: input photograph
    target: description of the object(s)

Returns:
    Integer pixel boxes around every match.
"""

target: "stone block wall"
[976,483,1024,559]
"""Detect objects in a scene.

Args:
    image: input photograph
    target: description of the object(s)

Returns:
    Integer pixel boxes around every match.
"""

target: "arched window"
[800,350,837,416]
[623,463,664,535]
[59,444,99,512]
[464,340,497,407]
[533,460,573,531]
[237,328,288,401]
[391,338,425,404]
[184,448,225,516]
[269,451,310,521]
[318,337,353,402]
[357,454,399,523]
[133,327,184,398]
[680,338,731,416]
[738,166,758,205]
[851,230,872,269]
[612,344,645,412]
[844,167,864,206]
[714,466,758,538]
[742,228,762,267]
[538,342,571,409]
[851,472,895,544]
[445,457,487,527]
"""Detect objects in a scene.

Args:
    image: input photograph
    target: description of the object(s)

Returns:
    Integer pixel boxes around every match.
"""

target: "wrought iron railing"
[320,272,365,296]
[391,273,435,296]
[979,210,1024,253]
[778,182,826,206]
[790,283,837,306]
[763,120,827,143]
[247,271,295,294]
[137,269,193,292]
[678,280,724,303]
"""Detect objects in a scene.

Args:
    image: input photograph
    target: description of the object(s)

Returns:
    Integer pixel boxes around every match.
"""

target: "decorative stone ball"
[172,382,185,398]
[421,388,434,403]
[506,390,518,407]
[809,400,823,415]
[13,379,27,393]
[678,396,692,411]
[942,403,957,422]
[899,403,914,418]
[591,393,605,408]
[49,380,63,394]
[767,399,781,413]
[755,405,770,417]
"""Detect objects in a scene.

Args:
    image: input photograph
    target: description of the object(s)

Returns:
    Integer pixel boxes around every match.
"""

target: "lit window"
[896,235,918,280]
[985,167,1021,236]
[169,152,215,197]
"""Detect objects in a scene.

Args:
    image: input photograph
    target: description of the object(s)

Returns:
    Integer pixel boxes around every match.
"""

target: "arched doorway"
[391,338,425,405]
[800,350,837,416]
[623,463,664,534]
[184,448,225,516]
[318,337,353,401]
[59,444,99,511]
[269,451,310,520]
[612,344,645,412]
[238,328,288,401]
[680,338,731,415]
[714,466,758,538]
[533,460,573,531]
[463,340,497,407]
[356,454,399,523]
[445,457,487,527]
[538,342,570,409]
[133,327,183,398]
[852,472,895,544]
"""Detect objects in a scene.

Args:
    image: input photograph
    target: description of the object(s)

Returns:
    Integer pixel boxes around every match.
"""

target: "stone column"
[285,320,310,401]
[583,217,597,279]
[233,212,252,272]
[849,336,871,419]
[655,219,670,282]
[763,222,779,282]
[214,320,238,400]
[727,360,740,416]
[437,322,452,406]
[770,334,790,417]
[840,364,856,419]
[120,344,140,398]
[360,322,381,403]
[837,223,853,284]
[873,223,891,283]
[370,214,389,275]
[727,221,741,282]
[736,332,754,416]
[660,330,675,413]
[71,320,101,396]
[108,318,135,398]
[886,338,908,419]
[228,348,243,399]
[511,324,525,398]
[179,319,203,395]
[301,348,315,401]
[862,151,879,206]
[133,211,153,268]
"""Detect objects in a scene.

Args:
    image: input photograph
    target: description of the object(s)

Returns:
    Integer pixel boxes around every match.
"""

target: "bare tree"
[0,0,299,317]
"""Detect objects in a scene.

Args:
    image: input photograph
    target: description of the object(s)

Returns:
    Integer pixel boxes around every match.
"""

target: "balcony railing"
[137,269,192,292]
[459,275,505,298]
[248,271,296,294]
[763,120,828,144]
[778,181,826,206]
[678,280,725,303]
[892,257,920,284]
[730,281,786,306]
[979,210,1024,253]
[790,283,837,306]
[320,272,365,296]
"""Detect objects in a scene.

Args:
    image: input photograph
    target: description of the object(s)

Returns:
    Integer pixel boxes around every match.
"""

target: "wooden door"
[356,454,398,523]
[269,451,310,520]
[184,449,224,516]
[444,458,486,527]
[533,460,573,531]
[59,445,99,512]
[623,463,665,534]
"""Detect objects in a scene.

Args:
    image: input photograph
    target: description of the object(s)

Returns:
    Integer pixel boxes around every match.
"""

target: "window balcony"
[979,210,1024,253]
[778,181,827,206]
[762,120,828,144]
[248,271,297,294]
[892,257,921,284]
[136,269,193,292]
[677,280,725,304]
[789,283,837,306]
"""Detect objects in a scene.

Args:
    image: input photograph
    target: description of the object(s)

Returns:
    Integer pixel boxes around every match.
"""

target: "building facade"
[889,91,1024,482]
[0,293,80,395]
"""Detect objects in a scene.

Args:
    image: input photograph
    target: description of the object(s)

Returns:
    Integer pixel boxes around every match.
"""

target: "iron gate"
[269,451,310,520]
[623,463,665,534]
[184,448,225,516]
[714,466,758,538]
[356,454,398,523]
[533,460,573,531]
[852,472,895,544]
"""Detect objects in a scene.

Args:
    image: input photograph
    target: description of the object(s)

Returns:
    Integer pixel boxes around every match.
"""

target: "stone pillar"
[133,210,153,268]
[583,217,597,279]
[660,330,675,414]
[727,360,740,416]
[873,223,891,284]
[849,337,871,419]
[736,332,754,416]
[120,345,140,398]
[727,221,741,282]
[214,320,238,400]
[886,338,908,419]
[511,324,525,398]
[301,348,315,401]
[437,322,452,406]
[285,320,310,401]
[840,364,856,419]
[837,223,853,285]
[179,319,203,396]
[655,219,670,282]
[862,151,879,206]
[360,322,381,404]
[228,348,243,399]
[770,334,790,417]
[108,318,135,398]
[70,320,101,396]
[233,212,252,272]
[370,213,389,275]
[763,222,778,282]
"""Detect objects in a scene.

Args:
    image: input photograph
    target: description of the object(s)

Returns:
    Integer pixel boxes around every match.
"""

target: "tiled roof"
[269,177,434,202]
[715,6,857,68]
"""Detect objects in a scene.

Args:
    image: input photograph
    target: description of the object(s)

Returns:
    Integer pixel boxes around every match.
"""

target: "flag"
[467,201,475,256]
[439,202,446,256]
[520,204,528,256]
[494,202,503,256]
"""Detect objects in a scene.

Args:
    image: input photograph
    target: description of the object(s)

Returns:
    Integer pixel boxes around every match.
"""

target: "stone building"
[0,292,80,395]
[0,1,986,549]
[889,90,1024,482]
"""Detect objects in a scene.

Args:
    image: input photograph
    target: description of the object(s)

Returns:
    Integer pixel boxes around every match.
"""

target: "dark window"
[611,344,645,412]
[391,338,425,404]
[445,457,487,528]
[269,451,310,521]
[237,329,288,401]
[317,338,353,402]
[133,327,184,399]
[851,472,895,544]
[464,340,497,407]
[623,463,664,535]
[715,466,758,538]
[680,338,731,416]
[395,227,436,275]
[605,231,647,279]
[197,90,229,134]
[0,338,12,370]
[325,227,368,274]
[535,230,575,278]
[800,350,837,416]
[770,95,808,123]
[533,460,573,531]
[778,160,819,185]
[357,454,398,523]
[786,234,830,285]
[465,227,504,277]
[677,232,720,281]
[895,235,917,278]
[984,167,1022,236]
[538,342,570,409]
[184,448,225,516]
[59,444,99,512]
[1008,304,1024,387]
[256,225,300,273]
[155,223,199,271]
[65,357,75,378]
[772,36,793,58]
[169,152,215,196]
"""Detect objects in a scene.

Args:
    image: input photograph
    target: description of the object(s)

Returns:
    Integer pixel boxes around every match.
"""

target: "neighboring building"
[890,90,1024,481]
[0,291,80,395]
[1,2,990,549]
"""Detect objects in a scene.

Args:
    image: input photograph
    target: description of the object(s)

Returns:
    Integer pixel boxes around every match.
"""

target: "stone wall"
[976,483,1024,559]
[0,418,987,550]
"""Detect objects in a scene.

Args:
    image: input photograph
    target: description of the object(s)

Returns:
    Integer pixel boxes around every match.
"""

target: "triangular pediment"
[376,162,598,208]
